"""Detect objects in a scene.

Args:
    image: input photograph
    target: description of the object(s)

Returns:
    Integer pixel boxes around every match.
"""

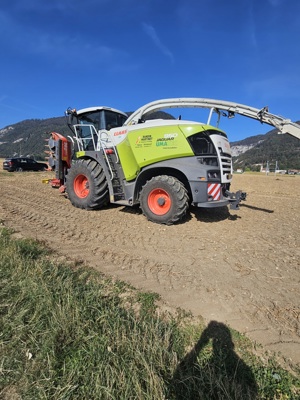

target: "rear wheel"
[66,159,109,210]
[140,175,189,225]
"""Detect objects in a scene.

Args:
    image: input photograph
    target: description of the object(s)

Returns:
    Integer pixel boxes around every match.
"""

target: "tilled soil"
[0,170,299,370]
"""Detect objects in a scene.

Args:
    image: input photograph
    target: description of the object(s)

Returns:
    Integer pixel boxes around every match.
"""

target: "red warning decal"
[207,183,221,200]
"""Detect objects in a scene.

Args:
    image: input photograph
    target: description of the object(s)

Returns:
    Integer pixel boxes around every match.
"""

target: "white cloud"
[0,9,128,70]
[246,0,257,48]
[142,22,174,64]
[13,0,122,13]
[15,0,68,11]
[244,73,300,100]
[267,0,283,6]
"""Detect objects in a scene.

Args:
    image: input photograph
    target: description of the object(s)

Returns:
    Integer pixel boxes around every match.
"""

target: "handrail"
[73,124,116,180]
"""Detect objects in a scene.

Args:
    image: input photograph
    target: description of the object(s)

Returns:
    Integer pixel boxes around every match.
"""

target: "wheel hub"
[157,197,165,206]
[148,188,171,215]
[74,174,90,198]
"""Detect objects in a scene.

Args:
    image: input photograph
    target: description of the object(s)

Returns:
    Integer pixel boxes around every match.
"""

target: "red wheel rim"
[148,188,171,215]
[74,174,89,198]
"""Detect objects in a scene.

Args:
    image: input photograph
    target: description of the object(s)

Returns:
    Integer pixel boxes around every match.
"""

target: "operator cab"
[66,106,128,151]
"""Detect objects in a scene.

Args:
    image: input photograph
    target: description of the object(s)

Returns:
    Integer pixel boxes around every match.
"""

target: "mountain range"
[0,115,299,170]
[231,124,300,170]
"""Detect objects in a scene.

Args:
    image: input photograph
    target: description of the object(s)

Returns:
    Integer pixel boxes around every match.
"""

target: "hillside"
[0,115,299,169]
[231,124,300,170]
[0,117,70,160]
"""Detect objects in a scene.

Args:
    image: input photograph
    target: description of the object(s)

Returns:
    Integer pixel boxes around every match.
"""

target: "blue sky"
[1,0,299,141]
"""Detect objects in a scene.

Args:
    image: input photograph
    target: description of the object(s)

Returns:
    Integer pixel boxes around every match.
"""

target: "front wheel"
[66,159,109,210]
[140,175,189,225]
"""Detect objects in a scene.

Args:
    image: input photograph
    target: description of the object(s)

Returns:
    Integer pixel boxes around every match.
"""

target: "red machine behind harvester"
[46,132,72,192]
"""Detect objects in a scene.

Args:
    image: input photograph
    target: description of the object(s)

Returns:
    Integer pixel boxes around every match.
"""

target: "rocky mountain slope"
[231,124,300,170]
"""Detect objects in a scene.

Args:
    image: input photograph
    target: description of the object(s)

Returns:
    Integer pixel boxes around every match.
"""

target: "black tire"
[140,175,189,225]
[66,159,109,210]
[16,167,23,172]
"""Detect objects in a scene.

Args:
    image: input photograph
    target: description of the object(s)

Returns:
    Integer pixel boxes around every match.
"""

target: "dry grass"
[1,228,299,400]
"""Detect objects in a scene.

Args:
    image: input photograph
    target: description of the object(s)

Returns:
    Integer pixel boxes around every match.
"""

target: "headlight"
[207,171,220,179]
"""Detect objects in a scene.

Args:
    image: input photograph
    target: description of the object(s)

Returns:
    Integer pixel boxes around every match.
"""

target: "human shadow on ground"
[170,321,258,400]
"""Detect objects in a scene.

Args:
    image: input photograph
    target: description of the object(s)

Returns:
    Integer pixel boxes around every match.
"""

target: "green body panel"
[75,123,225,183]
[76,151,86,158]
[179,124,223,137]
[114,138,140,181]
[116,124,199,181]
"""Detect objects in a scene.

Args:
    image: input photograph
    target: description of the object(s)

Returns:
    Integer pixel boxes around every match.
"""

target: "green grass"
[0,228,299,399]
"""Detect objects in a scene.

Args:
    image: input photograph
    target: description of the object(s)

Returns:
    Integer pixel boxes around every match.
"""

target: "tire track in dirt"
[1,172,299,369]
[1,180,202,293]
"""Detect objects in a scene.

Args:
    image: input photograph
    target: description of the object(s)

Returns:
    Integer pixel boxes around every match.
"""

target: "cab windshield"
[73,110,127,151]
[78,110,127,131]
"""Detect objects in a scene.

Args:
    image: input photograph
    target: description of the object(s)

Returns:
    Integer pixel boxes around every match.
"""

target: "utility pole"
[19,138,23,157]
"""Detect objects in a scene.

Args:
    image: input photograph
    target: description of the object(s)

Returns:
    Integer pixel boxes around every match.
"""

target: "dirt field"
[0,165,299,370]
